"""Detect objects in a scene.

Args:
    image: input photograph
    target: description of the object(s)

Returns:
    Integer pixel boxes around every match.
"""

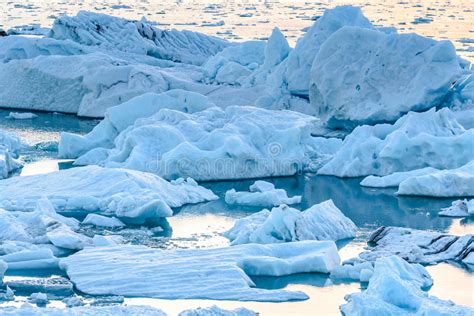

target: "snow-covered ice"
[60,241,340,301]
[224,180,301,207]
[64,106,341,181]
[341,256,472,315]
[319,108,474,177]
[0,166,217,223]
[358,226,473,265]
[224,200,356,245]
[439,199,474,217]
[311,26,463,129]
[397,161,474,197]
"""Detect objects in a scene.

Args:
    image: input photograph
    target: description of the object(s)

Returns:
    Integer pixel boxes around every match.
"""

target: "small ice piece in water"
[82,214,125,228]
[28,292,49,305]
[179,305,257,316]
[439,199,474,217]
[330,260,374,282]
[6,112,38,120]
[60,241,340,302]
[225,180,302,207]
[225,200,357,245]
[62,296,84,307]
[340,256,472,315]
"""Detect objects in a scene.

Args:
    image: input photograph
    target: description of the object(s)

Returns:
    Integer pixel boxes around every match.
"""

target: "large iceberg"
[66,105,342,181]
[397,161,474,197]
[49,11,230,65]
[224,180,302,207]
[0,129,24,179]
[60,241,340,301]
[341,256,472,315]
[224,200,357,245]
[359,226,473,265]
[310,26,463,129]
[318,108,474,177]
[0,165,217,223]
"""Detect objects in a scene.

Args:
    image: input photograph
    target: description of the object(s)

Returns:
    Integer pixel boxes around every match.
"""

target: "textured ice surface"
[225,200,356,245]
[319,109,474,177]
[0,166,217,223]
[60,241,340,301]
[359,226,473,265]
[0,304,168,316]
[310,26,463,129]
[0,129,24,179]
[64,106,341,181]
[361,167,440,188]
[397,161,474,197]
[341,256,472,315]
[225,180,301,207]
[179,306,257,316]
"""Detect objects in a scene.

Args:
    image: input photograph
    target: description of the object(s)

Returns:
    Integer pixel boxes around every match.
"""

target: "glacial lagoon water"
[0,108,472,315]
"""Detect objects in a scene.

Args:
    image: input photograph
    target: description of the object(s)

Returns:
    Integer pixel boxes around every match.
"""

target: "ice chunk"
[59,90,214,158]
[0,304,167,315]
[439,199,474,217]
[341,256,472,315]
[179,306,257,316]
[92,235,124,247]
[28,292,49,305]
[359,226,473,265]
[311,26,463,129]
[0,166,217,223]
[49,11,230,65]
[6,112,38,120]
[82,214,125,228]
[0,260,7,284]
[361,167,439,188]
[397,161,474,197]
[60,241,340,301]
[67,106,342,181]
[0,248,59,270]
[225,180,301,207]
[0,129,25,179]
[319,108,474,177]
[330,260,374,282]
[225,200,356,245]
[6,277,74,297]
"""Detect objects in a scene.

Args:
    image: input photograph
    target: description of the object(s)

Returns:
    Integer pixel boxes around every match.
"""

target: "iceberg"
[82,214,125,228]
[59,90,214,158]
[224,180,301,207]
[330,260,374,282]
[439,199,474,217]
[179,306,257,316]
[6,112,38,120]
[360,167,440,188]
[0,166,217,223]
[319,108,474,177]
[341,256,472,315]
[66,106,342,181]
[60,241,340,301]
[0,129,24,179]
[397,161,474,197]
[0,304,168,316]
[310,26,463,129]
[359,226,473,265]
[224,200,357,245]
[49,11,230,65]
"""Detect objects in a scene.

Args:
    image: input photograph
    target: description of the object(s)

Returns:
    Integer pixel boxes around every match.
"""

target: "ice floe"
[397,161,474,197]
[82,214,125,228]
[439,199,474,217]
[0,166,217,223]
[0,304,168,316]
[179,306,257,316]
[64,106,341,181]
[224,180,301,207]
[341,256,472,315]
[358,226,473,265]
[224,200,356,245]
[319,108,474,177]
[6,112,38,120]
[60,241,340,301]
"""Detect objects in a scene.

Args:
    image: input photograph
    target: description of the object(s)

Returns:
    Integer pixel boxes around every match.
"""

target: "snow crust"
[224,180,301,207]
[0,166,217,223]
[341,256,472,315]
[63,106,342,181]
[224,200,356,245]
[319,108,474,177]
[60,241,340,301]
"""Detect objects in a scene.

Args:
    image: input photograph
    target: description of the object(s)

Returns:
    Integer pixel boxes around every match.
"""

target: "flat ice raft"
[60,241,340,301]
[0,165,217,223]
